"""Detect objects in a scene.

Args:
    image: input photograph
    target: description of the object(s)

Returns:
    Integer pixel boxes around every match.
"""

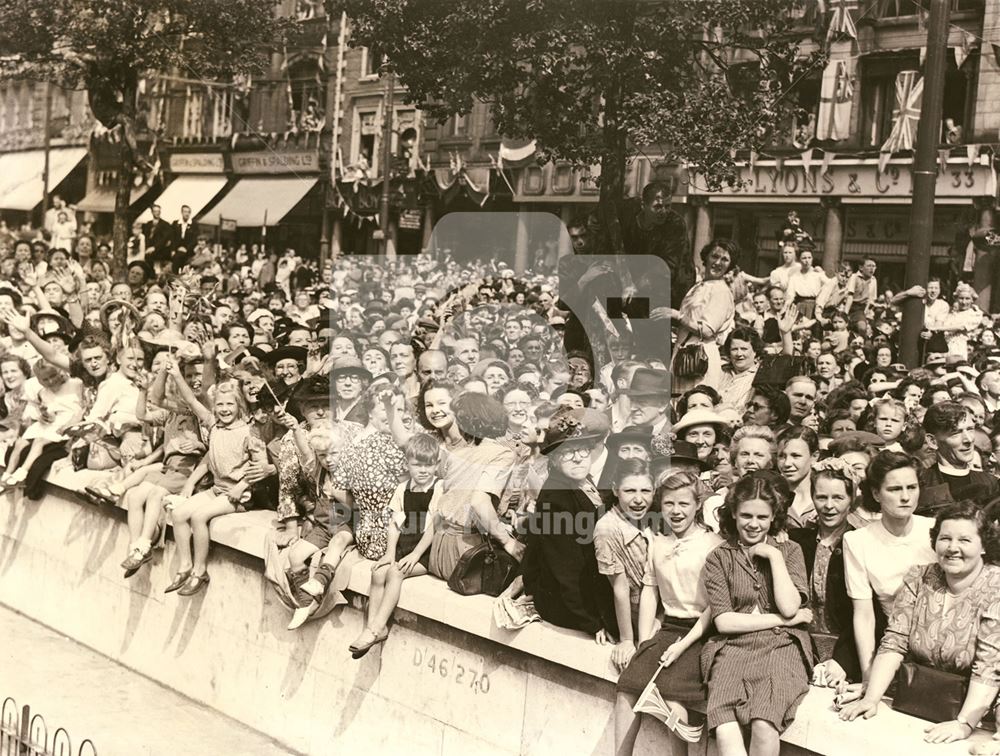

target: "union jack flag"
[880,69,923,155]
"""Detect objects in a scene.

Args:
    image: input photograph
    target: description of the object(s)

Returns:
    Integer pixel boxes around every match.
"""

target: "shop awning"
[137,175,229,223]
[76,184,151,213]
[199,177,317,227]
[0,147,87,210]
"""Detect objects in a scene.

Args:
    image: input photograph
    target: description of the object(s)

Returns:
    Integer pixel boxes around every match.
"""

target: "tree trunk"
[111,82,139,278]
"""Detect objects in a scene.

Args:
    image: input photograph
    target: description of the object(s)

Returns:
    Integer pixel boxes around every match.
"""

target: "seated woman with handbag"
[521,406,616,639]
[839,501,1000,745]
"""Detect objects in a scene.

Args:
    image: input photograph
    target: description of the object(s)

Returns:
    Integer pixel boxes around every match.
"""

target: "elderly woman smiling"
[840,501,1000,746]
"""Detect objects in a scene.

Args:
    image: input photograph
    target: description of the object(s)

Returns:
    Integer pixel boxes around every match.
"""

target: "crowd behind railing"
[6,187,1000,756]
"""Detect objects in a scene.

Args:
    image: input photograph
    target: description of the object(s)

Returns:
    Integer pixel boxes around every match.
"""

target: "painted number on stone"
[412,647,491,694]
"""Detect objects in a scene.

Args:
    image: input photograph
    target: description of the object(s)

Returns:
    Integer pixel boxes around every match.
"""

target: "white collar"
[938,460,971,477]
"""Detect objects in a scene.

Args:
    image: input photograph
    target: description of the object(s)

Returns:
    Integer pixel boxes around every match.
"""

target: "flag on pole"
[816,59,854,141]
[632,662,704,743]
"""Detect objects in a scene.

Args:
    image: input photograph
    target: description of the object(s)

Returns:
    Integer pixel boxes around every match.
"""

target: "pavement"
[0,603,299,756]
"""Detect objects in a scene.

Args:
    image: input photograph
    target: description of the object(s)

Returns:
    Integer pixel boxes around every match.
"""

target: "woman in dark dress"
[788,459,861,686]
[701,471,814,756]
[521,406,616,638]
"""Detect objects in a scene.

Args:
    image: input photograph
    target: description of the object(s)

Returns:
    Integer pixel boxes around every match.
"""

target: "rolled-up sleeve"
[593,514,622,576]
[705,549,733,620]
[972,601,1000,687]
[877,565,922,657]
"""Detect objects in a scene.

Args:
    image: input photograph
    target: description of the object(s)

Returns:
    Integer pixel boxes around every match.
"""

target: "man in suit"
[173,204,197,255]
[142,204,174,270]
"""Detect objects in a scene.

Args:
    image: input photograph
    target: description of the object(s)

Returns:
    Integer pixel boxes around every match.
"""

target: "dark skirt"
[616,618,707,703]
[395,531,430,568]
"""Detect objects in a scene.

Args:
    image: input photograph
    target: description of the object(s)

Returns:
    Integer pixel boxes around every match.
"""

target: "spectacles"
[336,374,363,383]
[557,446,593,461]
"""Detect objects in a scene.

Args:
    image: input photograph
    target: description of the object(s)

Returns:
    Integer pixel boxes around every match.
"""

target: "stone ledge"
[41,467,997,754]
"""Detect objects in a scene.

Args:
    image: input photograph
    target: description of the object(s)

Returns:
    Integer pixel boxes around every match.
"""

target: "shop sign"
[514,157,686,203]
[168,153,225,173]
[398,208,422,230]
[689,161,996,199]
[220,218,237,232]
[231,150,319,174]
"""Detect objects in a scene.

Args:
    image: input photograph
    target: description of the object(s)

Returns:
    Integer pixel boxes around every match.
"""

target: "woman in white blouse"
[925,282,981,362]
[843,451,935,681]
[614,470,722,755]
[654,240,737,394]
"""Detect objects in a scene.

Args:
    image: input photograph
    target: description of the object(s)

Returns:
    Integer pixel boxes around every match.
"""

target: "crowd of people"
[5,184,1000,756]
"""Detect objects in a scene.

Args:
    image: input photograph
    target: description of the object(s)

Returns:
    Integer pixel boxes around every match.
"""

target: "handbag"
[892,661,969,723]
[673,343,708,379]
[448,535,519,597]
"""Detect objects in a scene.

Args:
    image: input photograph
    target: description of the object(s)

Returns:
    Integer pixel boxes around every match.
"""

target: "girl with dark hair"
[843,451,935,682]
[841,502,1000,746]
[776,426,820,528]
[701,470,814,756]
[614,470,721,755]
[656,239,737,394]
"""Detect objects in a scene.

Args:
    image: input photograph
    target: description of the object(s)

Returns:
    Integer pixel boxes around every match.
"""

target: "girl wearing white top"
[614,471,723,755]
[843,451,935,681]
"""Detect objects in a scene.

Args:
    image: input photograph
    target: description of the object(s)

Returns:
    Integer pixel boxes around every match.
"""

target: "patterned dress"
[701,538,813,733]
[877,563,1000,686]
[330,430,407,560]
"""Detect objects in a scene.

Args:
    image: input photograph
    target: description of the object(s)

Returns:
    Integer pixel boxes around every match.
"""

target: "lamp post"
[378,62,395,259]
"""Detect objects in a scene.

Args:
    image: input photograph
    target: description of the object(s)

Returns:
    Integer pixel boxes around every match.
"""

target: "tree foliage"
[336,0,819,199]
[0,0,295,272]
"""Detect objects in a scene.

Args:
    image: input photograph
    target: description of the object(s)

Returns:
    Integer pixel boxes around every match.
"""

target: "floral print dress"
[330,430,407,560]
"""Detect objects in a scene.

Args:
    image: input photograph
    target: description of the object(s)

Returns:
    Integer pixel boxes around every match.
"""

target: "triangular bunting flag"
[968,144,977,167]
[749,150,758,171]
[878,151,892,173]
[774,156,785,172]
[919,47,927,66]
[956,31,977,69]
[729,148,738,161]
[821,149,835,175]
[801,149,814,173]
[939,148,950,174]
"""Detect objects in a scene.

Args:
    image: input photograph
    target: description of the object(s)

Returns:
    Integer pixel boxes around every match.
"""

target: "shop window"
[859,52,919,147]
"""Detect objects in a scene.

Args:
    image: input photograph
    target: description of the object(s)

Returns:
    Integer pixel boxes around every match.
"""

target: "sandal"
[164,569,192,593]
[350,628,389,659]
[178,572,211,596]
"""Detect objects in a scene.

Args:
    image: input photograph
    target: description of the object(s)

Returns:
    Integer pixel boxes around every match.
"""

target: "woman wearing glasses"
[522,406,616,638]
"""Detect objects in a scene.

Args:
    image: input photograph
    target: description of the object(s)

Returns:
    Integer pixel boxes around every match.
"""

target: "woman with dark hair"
[843,451,935,682]
[776,426,820,528]
[0,353,31,457]
[613,469,722,755]
[718,326,763,413]
[676,384,721,418]
[416,380,463,447]
[656,239,737,394]
[789,459,862,686]
[840,502,1000,746]
[701,470,813,756]
[427,392,523,581]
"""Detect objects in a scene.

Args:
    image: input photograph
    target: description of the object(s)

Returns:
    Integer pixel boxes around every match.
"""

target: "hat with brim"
[607,425,654,450]
[541,407,611,456]
[624,368,671,398]
[672,408,728,437]
[263,345,308,366]
[31,310,75,338]
[247,308,274,325]
[833,430,884,448]
[292,375,332,404]
[0,287,23,308]
[331,355,372,381]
